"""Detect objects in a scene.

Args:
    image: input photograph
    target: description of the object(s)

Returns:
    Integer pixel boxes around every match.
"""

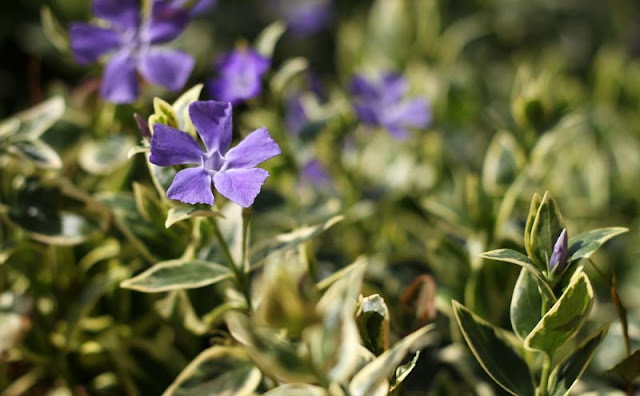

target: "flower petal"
[208,50,269,103]
[188,100,233,153]
[167,167,214,205]
[350,75,377,98]
[149,124,204,166]
[353,102,380,126]
[386,125,410,140]
[224,127,281,169]
[213,168,269,208]
[70,23,121,64]
[93,0,140,32]
[381,73,408,103]
[146,1,190,44]
[100,51,139,103]
[384,98,431,129]
[138,49,194,91]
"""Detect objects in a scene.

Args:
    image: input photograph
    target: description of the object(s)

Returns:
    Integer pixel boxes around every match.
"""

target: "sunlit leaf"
[120,259,232,293]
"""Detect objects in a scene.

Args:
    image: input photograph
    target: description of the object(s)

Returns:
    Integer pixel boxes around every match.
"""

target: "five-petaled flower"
[351,73,431,140]
[209,47,270,104]
[149,100,281,207]
[71,0,195,104]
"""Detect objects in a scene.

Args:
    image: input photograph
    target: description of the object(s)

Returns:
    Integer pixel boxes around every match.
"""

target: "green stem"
[211,218,252,310]
[537,355,552,396]
[241,208,252,274]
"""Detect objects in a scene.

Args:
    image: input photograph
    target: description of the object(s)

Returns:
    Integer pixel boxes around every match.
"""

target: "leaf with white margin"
[524,271,594,355]
[349,324,436,396]
[567,227,628,263]
[162,346,261,396]
[120,260,232,293]
[255,21,286,58]
[250,215,343,269]
[165,206,220,228]
[262,384,328,396]
[548,326,608,396]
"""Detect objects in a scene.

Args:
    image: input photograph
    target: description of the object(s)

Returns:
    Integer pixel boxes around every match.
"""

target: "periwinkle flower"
[270,0,332,36]
[208,48,270,104]
[351,73,431,140]
[167,0,216,16]
[549,228,568,273]
[302,159,332,187]
[149,100,280,207]
[71,0,195,103]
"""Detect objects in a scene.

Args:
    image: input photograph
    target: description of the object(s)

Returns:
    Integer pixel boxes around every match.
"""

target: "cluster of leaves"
[1,0,640,395]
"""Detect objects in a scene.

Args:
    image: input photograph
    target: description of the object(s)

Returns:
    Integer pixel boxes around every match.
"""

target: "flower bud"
[549,228,568,273]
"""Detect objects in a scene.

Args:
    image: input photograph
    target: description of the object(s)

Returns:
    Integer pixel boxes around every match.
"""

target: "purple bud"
[549,228,568,273]
[134,113,152,140]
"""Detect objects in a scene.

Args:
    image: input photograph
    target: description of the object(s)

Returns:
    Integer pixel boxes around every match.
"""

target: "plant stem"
[211,218,252,310]
[538,354,552,396]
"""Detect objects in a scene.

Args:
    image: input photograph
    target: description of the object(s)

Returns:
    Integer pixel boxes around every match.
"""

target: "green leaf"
[548,326,608,396]
[605,349,640,384]
[482,130,525,195]
[356,294,390,355]
[8,181,107,245]
[165,206,220,228]
[262,385,328,396]
[479,249,555,302]
[172,84,203,134]
[510,267,543,340]
[524,193,542,260]
[529,191,565,271]
[309,259,367,383]
[41,6,68,52]
[452,301,535,396]
[11,96,65,140]
[226,312,317,383]
[133,182,166,227]
[79,135,135,175]
[255,20,286,58]
[567,227,628,263]
[270,57,309,96]
[390,351,420,392]
[163,346,261,396]
[8,139,62,169]
[349,324,436,396]
[250,215,343,268]
[524,271,594,355]
[120,260,232,293]
[153,98,179,128]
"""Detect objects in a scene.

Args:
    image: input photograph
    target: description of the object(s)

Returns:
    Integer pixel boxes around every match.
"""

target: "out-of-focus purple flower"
[208,48,270,104]
[351,73,431,140]
[167,0,216,16]
[149,100,281,207]
[302,159,331,187]
[270,0,332,36]
[549,228,568,273]
[70,0,195,104]
[285,96,308,136]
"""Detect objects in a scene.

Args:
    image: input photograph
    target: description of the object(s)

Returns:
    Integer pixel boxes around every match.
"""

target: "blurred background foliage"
[2,0,640,395]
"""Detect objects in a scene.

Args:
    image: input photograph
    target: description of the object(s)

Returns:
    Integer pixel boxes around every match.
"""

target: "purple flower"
[270,0,332,36]
[70,0,195,104]
[351,73,431,140]
[302,159,332,187]
[285,96,308,136]
[149,100,281,207]
[549,228,568,273]
[167,0,216,16]
[208,48,270,104]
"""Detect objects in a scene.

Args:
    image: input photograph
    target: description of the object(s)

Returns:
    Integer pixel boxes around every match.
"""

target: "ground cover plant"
[1,0,640,395]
